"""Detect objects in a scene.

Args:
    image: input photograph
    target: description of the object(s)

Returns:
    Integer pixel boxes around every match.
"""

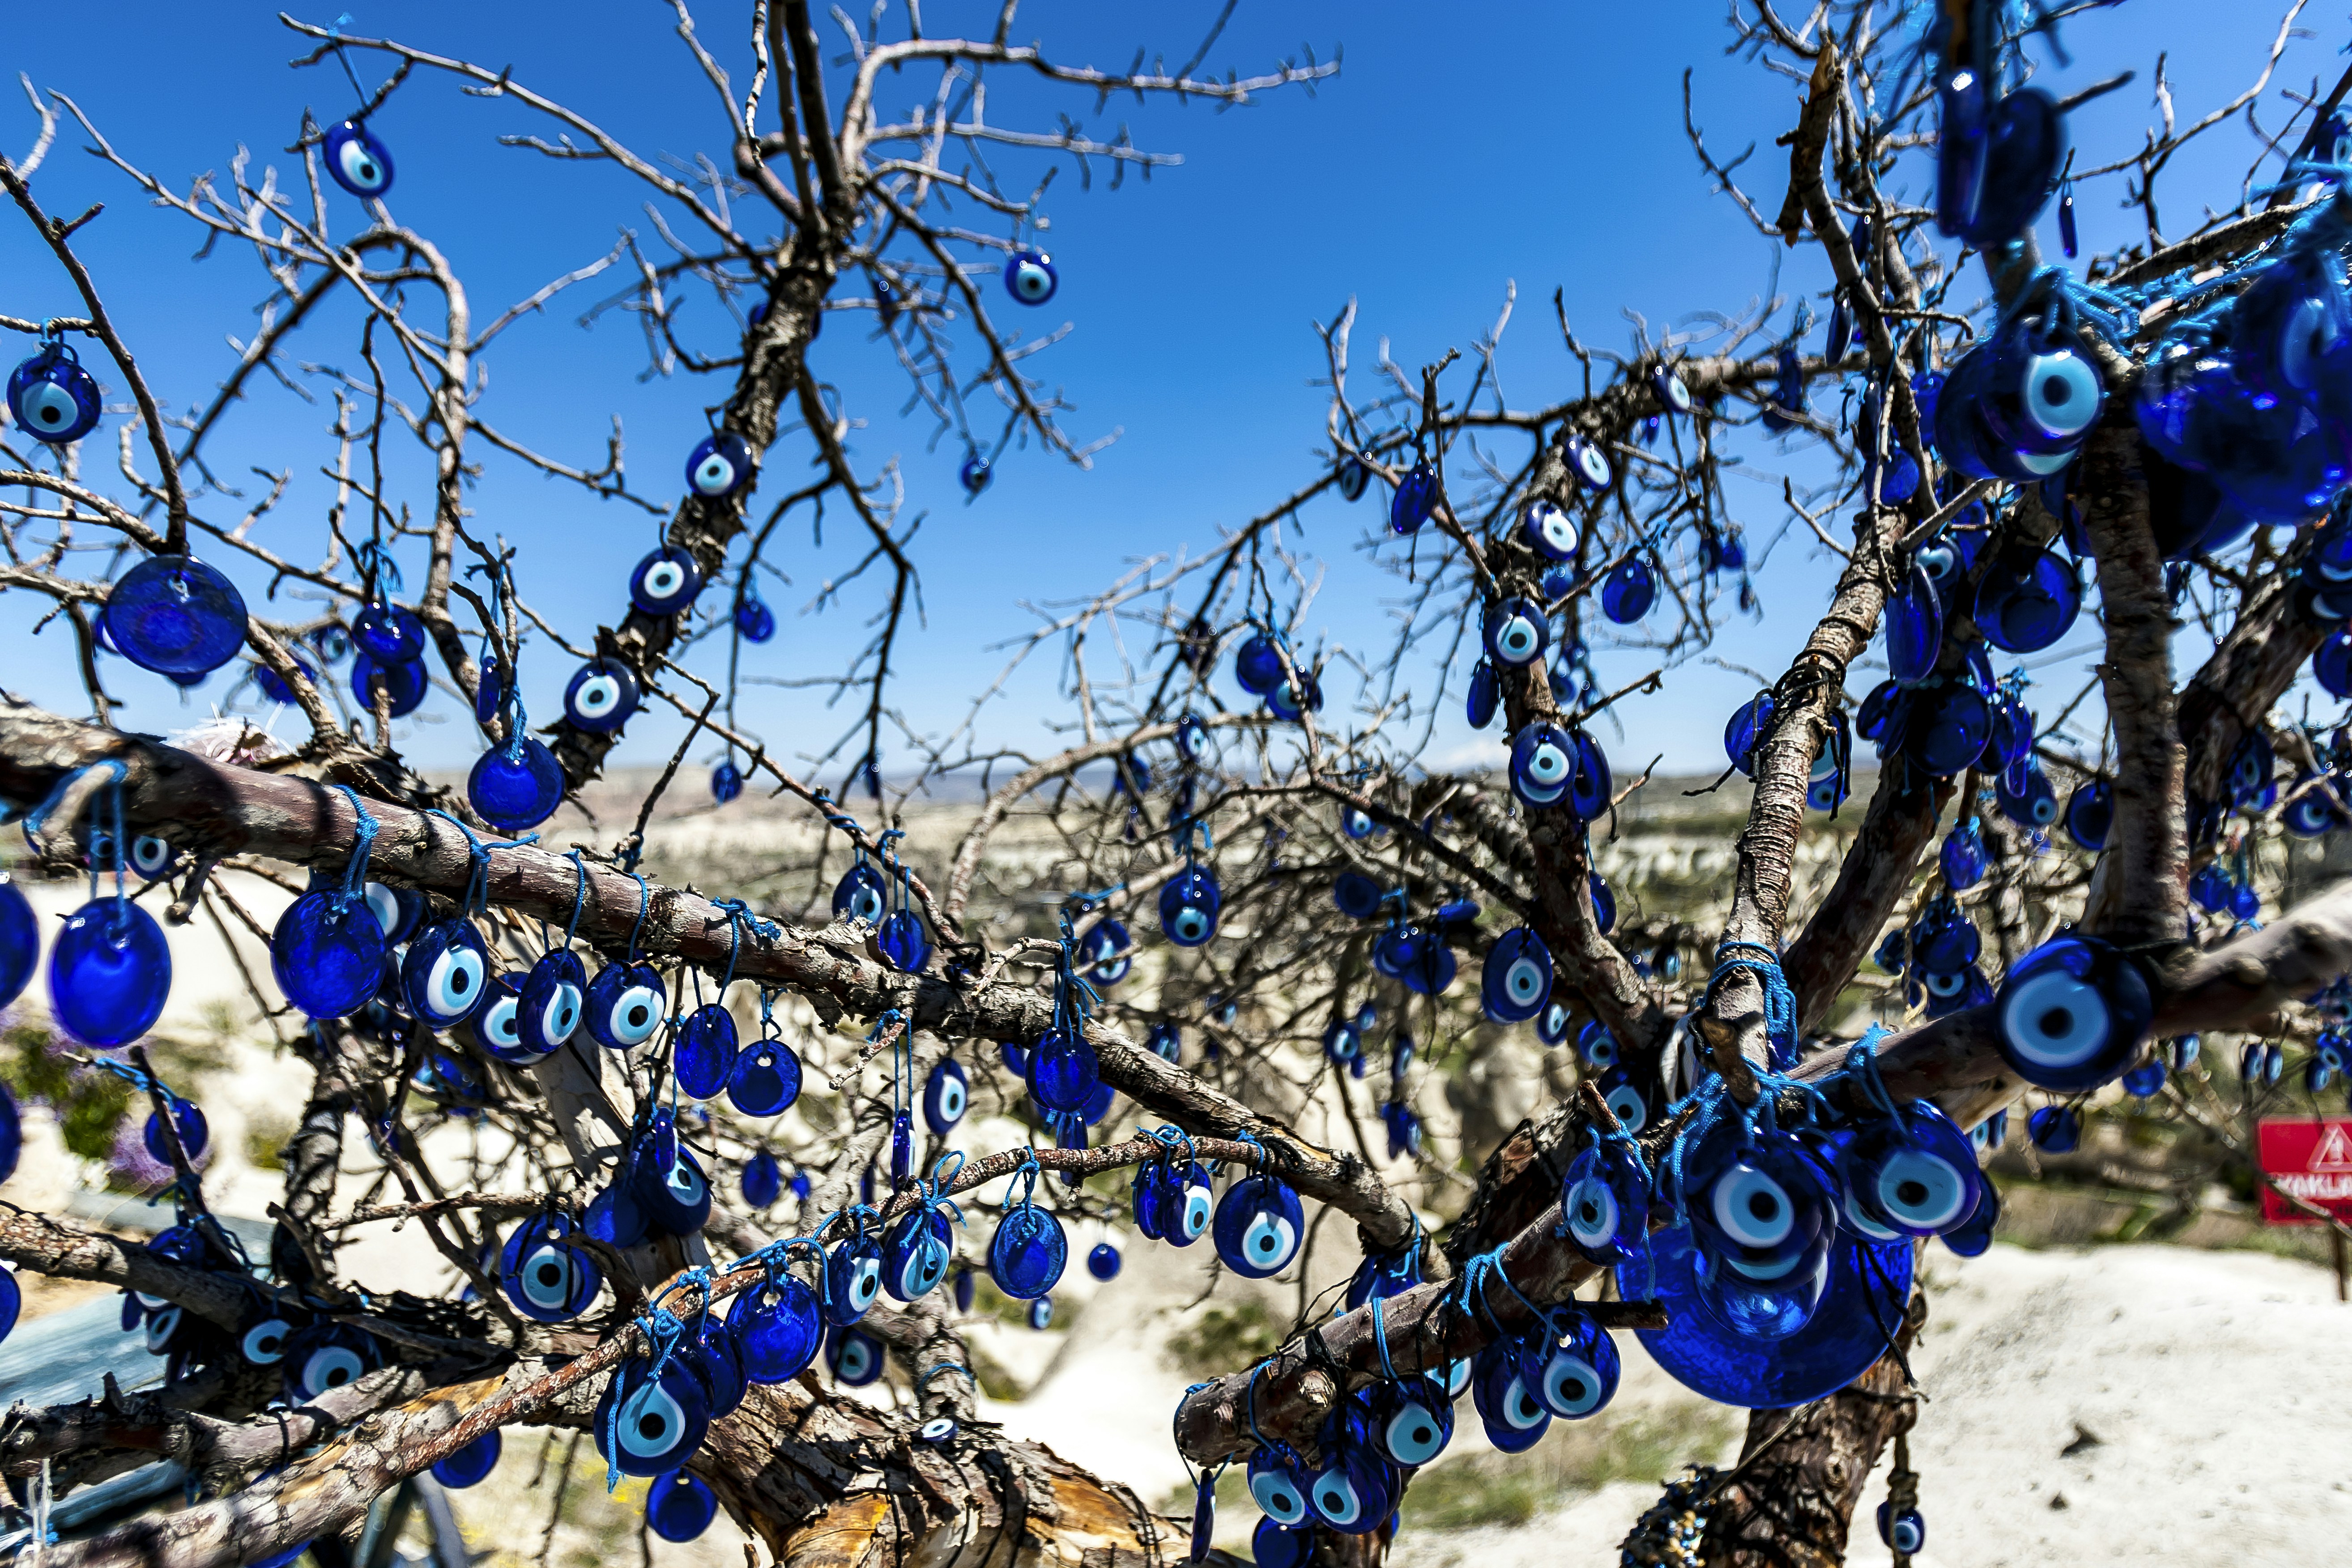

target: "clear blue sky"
[0,1,2316,783]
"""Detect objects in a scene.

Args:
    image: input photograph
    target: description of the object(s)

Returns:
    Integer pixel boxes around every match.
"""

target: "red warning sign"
[2256,1118,2352,1224]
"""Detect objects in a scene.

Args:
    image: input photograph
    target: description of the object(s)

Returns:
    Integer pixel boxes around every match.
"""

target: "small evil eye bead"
[1340,805,1377,840]
[685,431,756,498]
[1174,712,1210,763]
[1520,499,1580,561]
[2017,347,2105,447]
[517,949,586,1053]
[1562,434,1613,492]
[1576,1020,1617,1069]
[959,454,991,494]
[1170,1171,1214,1243]
[241,1317,292,1365]
[1248,1453,1310,1527]
[605,1362,712,1476]
[1877,1504,1926,1556]
[1600,1076,1647,1133]
[1335,457,1372,502]
[1003,247,1059,305]
[629,548,706,616]
[128,835,176,880]
[1482,596,1549,668]
[1306,1459,1363,1529]
[1470,1344,1551,1453]
[735,594,777,643]
[922,1059,968,1133]
[585,961,666,1050]
[6,346,102,446]
[829,1326,883,1385]
[402,920,489,1029]
[1481,925,1554,1025]
[466,972,529,1061]
[1509,722,1574,808]
[322,119,395,197]
[1994,931,2154,1091]
[1377,1381,1455,1466]
[1651,365,1695,416]
[1537,1329,1619,1419]
[563,658,640,733]
[1707,1157,1798,1253]
[917,1416,959,1444]
[1536,999,1572,1047]
[1027,1297,1054,1330]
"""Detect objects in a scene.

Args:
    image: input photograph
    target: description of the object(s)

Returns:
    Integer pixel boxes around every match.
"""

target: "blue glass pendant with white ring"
[1535,1307,1619,1419]
[594,1356,711,1478]
[1521,499,1579,561]
[1480,926,1554,1024]
[1563,434,1613,492]
[629,547,705,617]
[585,961,665,1050]
[49,899,171,1048]
[1212,1173,1303,1278]
[833,863,887,924]
[1003,248,1058,305]
[1560,1138,1650,1265]
[270,889,386,1019]
[402,919,489,1030]
[6,343,101,445]
[884,1205,954,1303]
[1482,597,1548,667]
[1994,931,2152,1091]
[1159,865,1221,946]
[516,949,586,1055]
[686,431,755,498]
[499,1212,602,1323]
[323,119,395,197]
[1509,721,1574,808]
[468,739,566,833]
[922,1059,967,1133]
[1471,1338,1551,1453]
[1838,1100,1983,1239]
[563,658,639,732]
[106,556,248,678]
[1077,918,1132,984]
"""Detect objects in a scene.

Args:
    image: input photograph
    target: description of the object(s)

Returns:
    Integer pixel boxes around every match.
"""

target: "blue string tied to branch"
[1706,939,1800,1072]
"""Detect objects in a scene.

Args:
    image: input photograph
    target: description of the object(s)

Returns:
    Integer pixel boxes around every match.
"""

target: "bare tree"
[1,4,2348,1568]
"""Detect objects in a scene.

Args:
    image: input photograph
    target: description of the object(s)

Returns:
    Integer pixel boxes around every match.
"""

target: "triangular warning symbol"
[2313,1124,2352,1172]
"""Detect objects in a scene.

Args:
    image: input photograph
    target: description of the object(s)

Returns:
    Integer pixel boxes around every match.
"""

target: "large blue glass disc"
[270,889,387,1019]
[0,881,36,1009]
[673,1004,740,1099]
[467,740,566,833]
[351,653,428,717]
[1619,1226,1912,1408]
[106,556,247,677]
[48,899,171,1047]
[727,1041,802,1116]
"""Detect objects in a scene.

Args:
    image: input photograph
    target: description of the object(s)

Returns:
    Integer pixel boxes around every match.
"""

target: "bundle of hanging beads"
[1618,1465,1719,1568]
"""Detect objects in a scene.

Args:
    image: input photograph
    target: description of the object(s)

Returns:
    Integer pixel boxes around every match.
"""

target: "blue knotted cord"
[625,870,652,959]
[1844,1023,1903,1121]
[422,808,538,916]
[1707,940,1800,1071]
[563,850,590,946]
[330,786,379,908]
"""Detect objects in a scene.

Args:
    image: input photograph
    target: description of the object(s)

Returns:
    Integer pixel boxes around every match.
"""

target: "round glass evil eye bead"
[1233,631,1287,696]
[1483,597,1549,667]
[1159,865,1221,946]
[727,1038,803,1117]
[1481,925,1554,1024]
[1560,1138,1650,1265]
[564,658,640,732]
[1004,247,1059,305]
[1535,1309,1620,1419]
[647,1471,719,1545]
[1509,722,1575,808]
[922,1059,968,1133]
[1563,434,1613,491]
[585,961,665,1050]
[597,1357,712,1478]
[106,556,249,678]
[1471,1339,1551,1454]
[270,889,387,1020]
[959,453,991,494]
[1521,499,1580,561]
[468,739,566,833]
[402,919,490,1030]
[1248,1450,1312,1528]
[1840,1100,1983,1238]
[7,344,102,445]
[833,863,887,924]
[1213,1174,1304,1278]
[1335,457,1372,502]
[686,431,756,498]
[350,654,428,718]
[735,592,777,643]
[1995,931,2153,1091]
[322,119,395,197]
[49,899,171,1048]
[516,948,586,1055]
[989,1204,1068,1299]
[353,603,426,664]
[629,547,706,616]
